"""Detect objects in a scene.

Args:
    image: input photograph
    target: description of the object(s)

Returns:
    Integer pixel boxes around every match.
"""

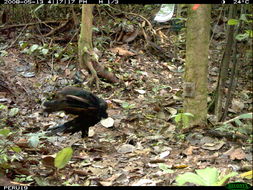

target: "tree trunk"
[214,5,237,121]
[183,4,211,126]
[78,4,100,88]
[78,5,119,88]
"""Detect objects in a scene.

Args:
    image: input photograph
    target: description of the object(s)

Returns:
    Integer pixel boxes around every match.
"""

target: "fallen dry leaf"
[41,155,55,168]
[182,145,198,156]
[110,47,135,56]
[230,148,246,160]
[118,144,135,154]
[201,141,225,151]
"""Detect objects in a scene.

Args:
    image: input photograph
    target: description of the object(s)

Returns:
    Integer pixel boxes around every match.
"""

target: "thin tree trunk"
[183,4,211,126]
[78,4,100,88]
[214,5,237,121]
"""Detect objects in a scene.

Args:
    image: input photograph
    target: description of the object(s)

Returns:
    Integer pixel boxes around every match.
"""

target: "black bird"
[43,86,108,137]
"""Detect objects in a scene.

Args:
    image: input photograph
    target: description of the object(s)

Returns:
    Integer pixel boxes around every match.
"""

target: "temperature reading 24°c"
[233,0,250,4]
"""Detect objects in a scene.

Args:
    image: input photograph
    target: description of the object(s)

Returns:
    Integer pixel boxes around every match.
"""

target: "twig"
[0,20,67,30]
[7,25,28,49]
[107,5,155,33]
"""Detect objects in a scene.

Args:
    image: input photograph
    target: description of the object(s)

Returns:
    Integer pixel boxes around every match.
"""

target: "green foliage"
[0,104,8,128]
[215,113,252,142]
[176,133,186,140]
[144,5,157,11]
[152,85,171,94]
[0,50,8,56]
[176,167,237,186]
[223,113,252,133]
[28,135,40,148]
[121,102,136,110]
[20,42,50,59]
[228,19,239,25]
[26,131,53,148]
[171,112,194,129]
[54,147,73,169]
[8,108,19,117]
[62,181,80,186]
[236,31,252,41]
[228,14,253,41]
[224,113,252,124]
[159,163,174,174]
[19,41,76,62]
[0,105,19,120]
[33,5,44,13]
[93,36,110,50]
[0,128,11,137]
[0,104,7,110]
[14,175,34,183]
[0,126,22,170]
[10,146,22,153]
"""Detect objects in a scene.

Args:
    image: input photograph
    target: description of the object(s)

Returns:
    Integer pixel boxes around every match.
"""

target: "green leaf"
[228,19,239,25]
[34,5,44,13]
[174,113,182,123]
[28,135,40,148]
[176,167,220,186]
[21,48,30,54]
[0,104,7,110]
[92,27,100,32]
[83,46,88,53]
[236,33,249,41]
[195,167,219,185]
[121,102,135,109]
[240,14,248,22]
[176,172,206,186]
[54,147,73,169]
[8,108,19,117]
[238,113,252,120]
[183,117,190,127]
[41,48,49,55]
[10,146,22,153]
[159,163,174,173]
[54,53,60,58]
[19,41,28,49]
[0,50,8,56]
[0,129,11,137]
[30,44,39,52]
[246,30,253,38]
[215,172,238,186]
[225,113,253,124]
[183,113,194,117]
[234,119,243,126]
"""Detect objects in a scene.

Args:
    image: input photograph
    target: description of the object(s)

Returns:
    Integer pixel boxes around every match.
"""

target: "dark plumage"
[43,87,108,137]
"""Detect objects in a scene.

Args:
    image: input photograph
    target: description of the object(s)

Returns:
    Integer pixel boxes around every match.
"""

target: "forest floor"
[0,23,252,186]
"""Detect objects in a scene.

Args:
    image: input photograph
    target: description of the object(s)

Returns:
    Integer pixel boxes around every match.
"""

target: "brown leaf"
[14,138,29,148]
[99,181,113,186]
[122,29,139,43]
[65,69,71,76]
[73,169,90,176]
[41,155,55,168]
[182,146,198,156]
[201,141,225,151]
[230,148,246,160]
[105,173,122,182]
[223,146,235,156]
[230,99,244,113]
[110,47,135,56]
[117,144,135,153]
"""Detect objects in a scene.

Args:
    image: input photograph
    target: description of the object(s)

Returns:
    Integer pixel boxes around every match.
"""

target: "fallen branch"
[0,20,67,31]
